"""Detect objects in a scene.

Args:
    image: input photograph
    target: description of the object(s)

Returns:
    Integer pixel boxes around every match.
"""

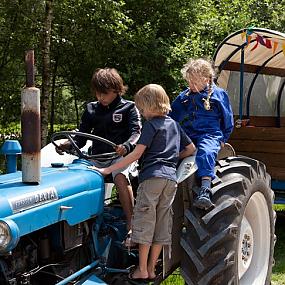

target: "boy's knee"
[114,172,126,182]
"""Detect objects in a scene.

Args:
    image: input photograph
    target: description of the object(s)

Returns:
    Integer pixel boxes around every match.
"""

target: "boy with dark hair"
[56,68,141,230]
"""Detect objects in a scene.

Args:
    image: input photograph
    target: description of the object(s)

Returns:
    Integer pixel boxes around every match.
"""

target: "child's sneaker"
[193,186,214,210]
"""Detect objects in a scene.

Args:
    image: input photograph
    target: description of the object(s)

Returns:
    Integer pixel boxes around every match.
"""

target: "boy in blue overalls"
[170,58,234,210]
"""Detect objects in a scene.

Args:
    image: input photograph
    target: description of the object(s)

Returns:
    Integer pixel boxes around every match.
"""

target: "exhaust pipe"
[21,50,41,184]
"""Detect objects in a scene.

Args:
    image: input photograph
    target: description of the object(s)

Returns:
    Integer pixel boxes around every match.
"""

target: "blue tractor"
[0,132,276,285]
[0,30,278,283]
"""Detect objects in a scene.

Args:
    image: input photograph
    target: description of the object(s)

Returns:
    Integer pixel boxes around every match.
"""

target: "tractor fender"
[177,153,198,184]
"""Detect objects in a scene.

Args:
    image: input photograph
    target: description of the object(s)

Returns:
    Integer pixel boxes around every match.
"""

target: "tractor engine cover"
[0,159,104,254]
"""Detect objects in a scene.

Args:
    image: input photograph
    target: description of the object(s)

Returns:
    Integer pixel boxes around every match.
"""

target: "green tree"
[0,0,43,126]
[0,0,284,145]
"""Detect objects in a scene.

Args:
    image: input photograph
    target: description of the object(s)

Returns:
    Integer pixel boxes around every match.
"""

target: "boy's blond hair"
[134,84,171,115]
[181,58,215,82]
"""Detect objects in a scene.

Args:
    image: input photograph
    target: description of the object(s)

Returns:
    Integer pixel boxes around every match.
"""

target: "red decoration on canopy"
[257,35,266,46]
[265,39,272,49]
[244,29,284,56]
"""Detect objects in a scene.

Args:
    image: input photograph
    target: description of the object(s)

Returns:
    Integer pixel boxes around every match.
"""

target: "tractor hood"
[0,159,104,243]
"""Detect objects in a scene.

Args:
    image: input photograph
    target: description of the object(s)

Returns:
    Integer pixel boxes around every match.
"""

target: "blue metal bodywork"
[0,138,137,285]
[0,154,134,284]
[0,160,104,248]
[272,180,285,204]
[0,140,22,173]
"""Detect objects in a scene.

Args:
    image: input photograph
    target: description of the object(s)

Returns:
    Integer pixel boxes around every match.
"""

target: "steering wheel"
[51,131,120,161]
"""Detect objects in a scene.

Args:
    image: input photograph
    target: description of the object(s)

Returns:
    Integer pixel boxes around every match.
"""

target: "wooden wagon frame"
[213,27,285,204]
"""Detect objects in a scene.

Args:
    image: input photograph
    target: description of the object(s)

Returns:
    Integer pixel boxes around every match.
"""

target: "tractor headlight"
[0,220,20,252]
[0,222,11,247]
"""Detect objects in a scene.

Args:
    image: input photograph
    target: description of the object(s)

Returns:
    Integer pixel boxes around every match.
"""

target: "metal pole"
[21,50,41,184]
[239,48,245,121]
[55,261,101,285]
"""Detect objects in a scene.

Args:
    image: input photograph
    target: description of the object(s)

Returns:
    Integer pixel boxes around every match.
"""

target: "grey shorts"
[131,177,177,245]
[91,157,137,181]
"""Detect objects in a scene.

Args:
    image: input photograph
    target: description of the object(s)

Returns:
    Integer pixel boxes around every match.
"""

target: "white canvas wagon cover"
[213,28,285,118]
[213,27,285,78]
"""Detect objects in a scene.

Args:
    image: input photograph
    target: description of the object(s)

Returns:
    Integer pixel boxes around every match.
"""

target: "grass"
[161,211,285,285]
[272,212,285,285]
[274,204,285,211]
[161,270,183,284]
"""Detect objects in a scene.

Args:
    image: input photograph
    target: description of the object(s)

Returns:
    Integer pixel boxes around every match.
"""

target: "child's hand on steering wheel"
[114,144,127,156]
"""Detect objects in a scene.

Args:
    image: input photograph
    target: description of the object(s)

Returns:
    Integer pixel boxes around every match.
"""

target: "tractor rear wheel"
[180,156,275,285]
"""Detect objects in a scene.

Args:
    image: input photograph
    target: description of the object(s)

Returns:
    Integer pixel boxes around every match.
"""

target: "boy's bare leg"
[148,243,163,279]
[130,244,150,279]
[114,174,134,230]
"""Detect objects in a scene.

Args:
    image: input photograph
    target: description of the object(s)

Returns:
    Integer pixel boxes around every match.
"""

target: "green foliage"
[0,123,21,174]
[0,0,284,127]
[0,123,21,144]
[0,0,44,125]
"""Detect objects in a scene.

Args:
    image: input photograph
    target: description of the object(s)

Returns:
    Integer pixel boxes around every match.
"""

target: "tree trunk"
[50,55,58,134]
[41,0,53,147]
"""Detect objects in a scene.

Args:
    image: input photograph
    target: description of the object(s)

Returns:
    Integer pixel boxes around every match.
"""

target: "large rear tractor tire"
[181,156,275,285]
